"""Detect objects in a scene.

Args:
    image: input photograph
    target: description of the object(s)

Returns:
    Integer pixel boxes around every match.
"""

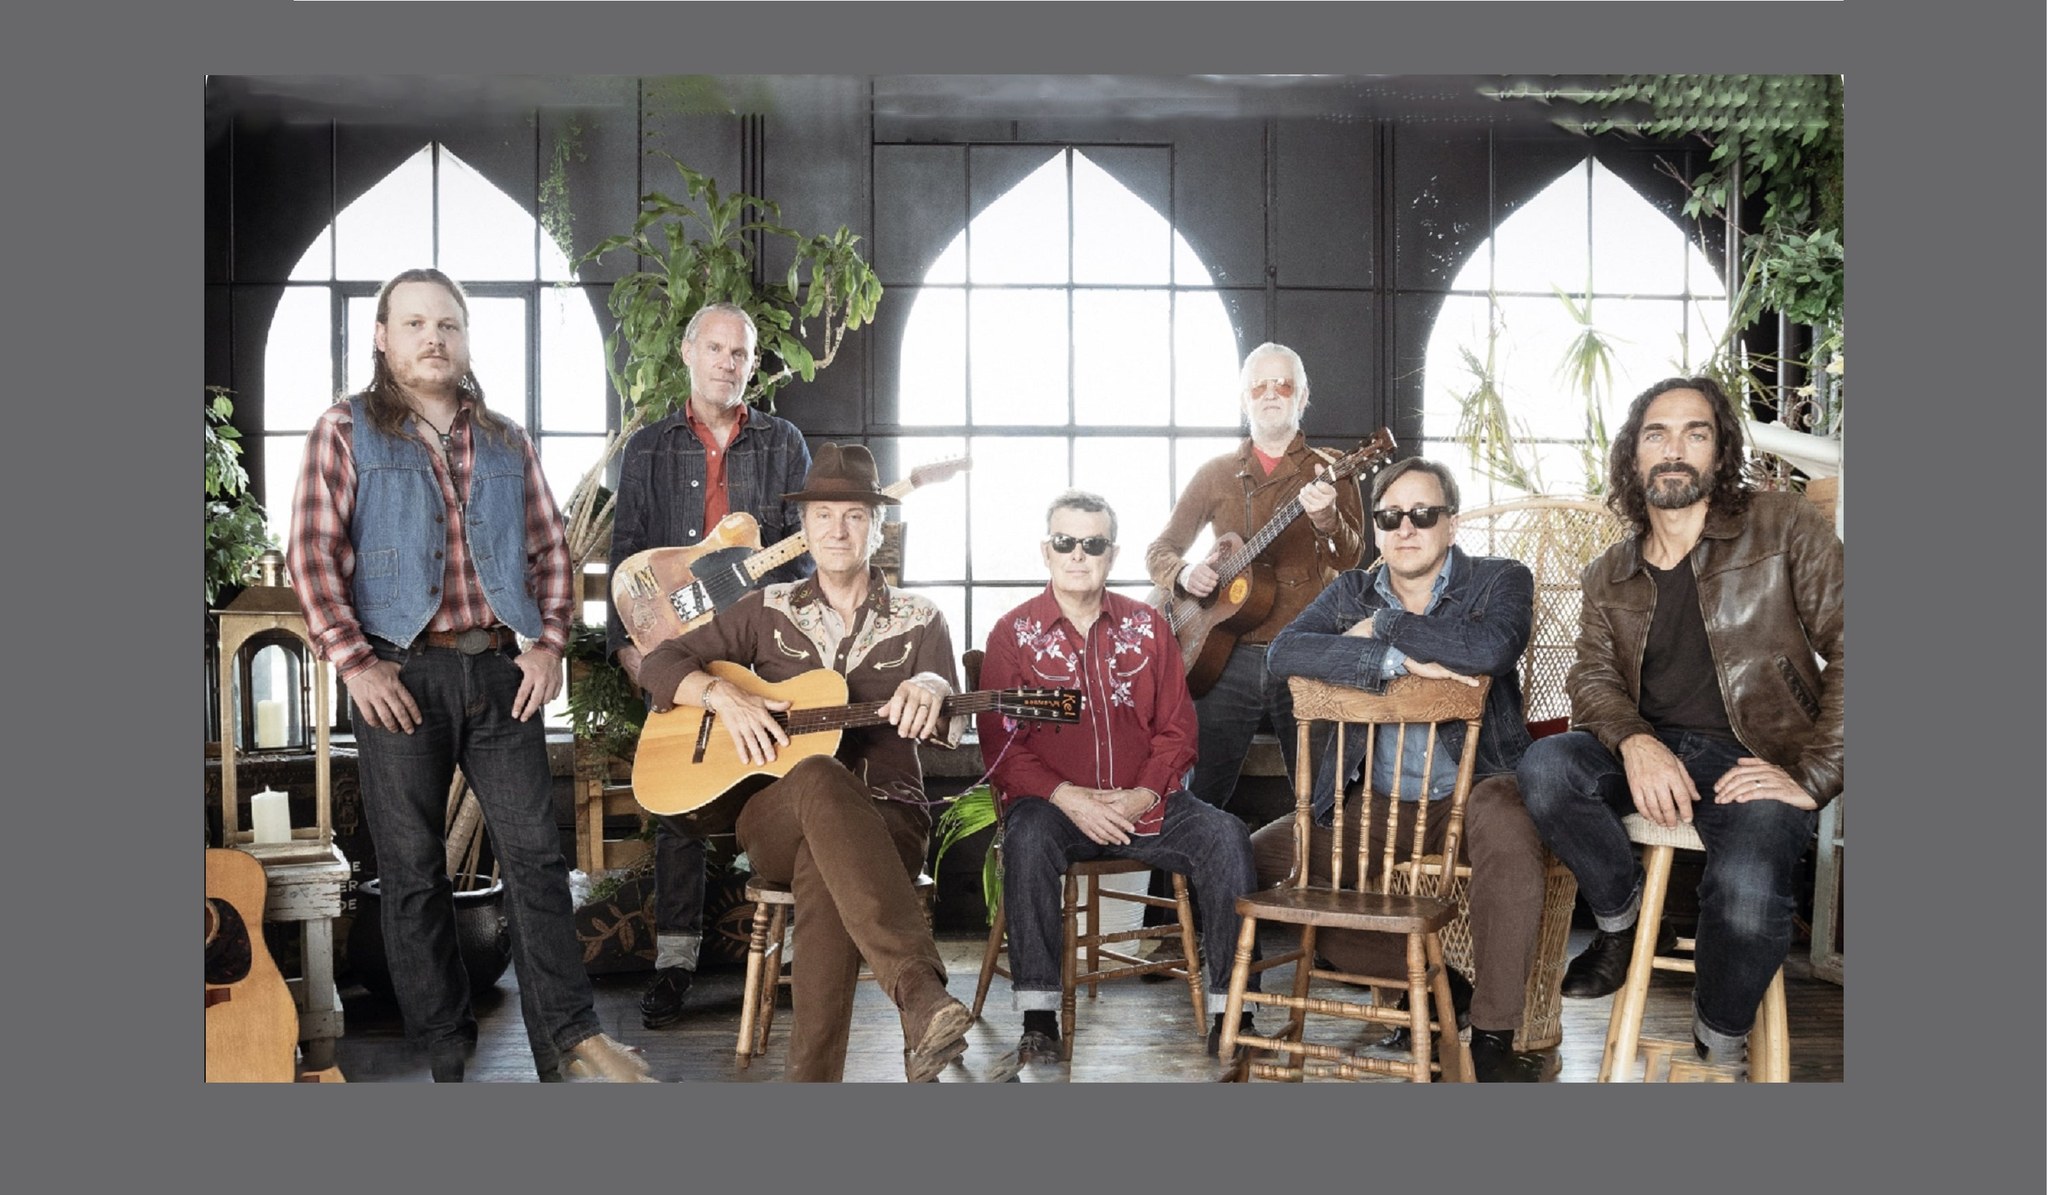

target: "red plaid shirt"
[287,399,572,680]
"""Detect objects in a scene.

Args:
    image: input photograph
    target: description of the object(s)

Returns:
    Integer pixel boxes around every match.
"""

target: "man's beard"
[1644,463,1709,509]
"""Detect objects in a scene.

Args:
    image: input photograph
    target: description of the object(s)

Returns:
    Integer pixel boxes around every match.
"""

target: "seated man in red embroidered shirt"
[977,489,1261,1065]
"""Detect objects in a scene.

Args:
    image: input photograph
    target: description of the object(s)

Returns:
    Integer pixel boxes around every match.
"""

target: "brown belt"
[418,626,515,654]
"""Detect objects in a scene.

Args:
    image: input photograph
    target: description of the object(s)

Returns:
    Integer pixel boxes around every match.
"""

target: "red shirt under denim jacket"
[976,587,1198,835]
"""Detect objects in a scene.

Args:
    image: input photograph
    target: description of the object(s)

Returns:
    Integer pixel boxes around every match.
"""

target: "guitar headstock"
[992,688,1084,724]
[1330,427,1399,481]
[884,456,973,500]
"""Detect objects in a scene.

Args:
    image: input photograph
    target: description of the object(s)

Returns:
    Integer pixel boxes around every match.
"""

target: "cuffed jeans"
[734,756,951,1082]
[353,640,602,1075]
[1518,730,1815,1047]
[1003,793,1261,1008]
[651,816,706,970]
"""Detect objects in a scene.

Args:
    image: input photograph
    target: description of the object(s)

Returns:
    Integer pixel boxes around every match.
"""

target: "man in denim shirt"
[1251,457,1553,1081]
[606,303,813,1030]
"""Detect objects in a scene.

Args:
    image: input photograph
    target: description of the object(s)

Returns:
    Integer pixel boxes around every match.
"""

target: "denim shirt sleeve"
[1368,557,1533,678]
[1266,571,1396,694]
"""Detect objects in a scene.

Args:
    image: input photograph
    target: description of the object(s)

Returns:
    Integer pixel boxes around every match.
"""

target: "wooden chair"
[1414,495,1625,1050]
[957,648,1207,1059]
[1599,814,1791,1083]
[733,872,939,1068]
[1219,675,1490,1082]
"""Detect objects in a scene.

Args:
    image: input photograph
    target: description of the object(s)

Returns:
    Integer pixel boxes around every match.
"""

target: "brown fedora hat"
[782,443,901,505]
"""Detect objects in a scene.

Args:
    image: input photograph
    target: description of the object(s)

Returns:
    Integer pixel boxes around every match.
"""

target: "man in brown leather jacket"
[1518,376,1843,1069]
[1145,342,1366,813]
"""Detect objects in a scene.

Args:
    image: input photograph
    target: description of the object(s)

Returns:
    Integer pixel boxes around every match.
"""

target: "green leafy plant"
[553,155,884,578]
[931,785,1002,927]
[1552,288,1622,497]
[204,386,275,604]
[564,621,647,766]
[1450,322,1547,496]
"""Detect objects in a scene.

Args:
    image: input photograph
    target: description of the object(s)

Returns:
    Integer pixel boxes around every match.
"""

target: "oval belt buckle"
[455,627,493,655]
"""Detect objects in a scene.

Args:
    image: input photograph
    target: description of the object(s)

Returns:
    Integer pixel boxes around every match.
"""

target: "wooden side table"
[258,844,352,1069]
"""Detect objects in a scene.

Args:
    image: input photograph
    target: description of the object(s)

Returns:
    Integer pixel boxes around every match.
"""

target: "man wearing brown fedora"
[638,443,974,1082]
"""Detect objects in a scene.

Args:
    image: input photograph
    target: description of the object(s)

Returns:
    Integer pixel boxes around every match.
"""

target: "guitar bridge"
[692,709,715,764]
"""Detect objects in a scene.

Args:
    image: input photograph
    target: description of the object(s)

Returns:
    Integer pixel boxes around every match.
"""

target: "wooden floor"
[331,924,1842,1083]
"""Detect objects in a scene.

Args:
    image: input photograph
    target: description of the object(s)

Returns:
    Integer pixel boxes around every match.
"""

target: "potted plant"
[554,154,884,575]
[204,386,275,607]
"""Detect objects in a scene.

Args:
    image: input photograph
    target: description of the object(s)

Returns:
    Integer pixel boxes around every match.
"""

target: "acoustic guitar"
[1147,429,1397,698]
[205,848,300,1083]
[632,661,1083,835]
[611,456,972,656]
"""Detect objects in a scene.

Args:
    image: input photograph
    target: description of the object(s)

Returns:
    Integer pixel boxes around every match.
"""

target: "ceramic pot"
[347,875,513,998]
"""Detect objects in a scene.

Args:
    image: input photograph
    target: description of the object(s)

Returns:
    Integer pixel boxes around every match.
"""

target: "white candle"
[251,787,293,843]
[255,699,287,748]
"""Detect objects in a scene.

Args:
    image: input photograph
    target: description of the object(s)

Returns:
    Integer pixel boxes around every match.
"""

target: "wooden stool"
[1599,814,1791,1083]
[734,872,938,1067]
[970,856,1207,1061]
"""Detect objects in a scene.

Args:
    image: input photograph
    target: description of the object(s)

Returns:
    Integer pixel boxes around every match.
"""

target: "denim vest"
[346,397,544,646]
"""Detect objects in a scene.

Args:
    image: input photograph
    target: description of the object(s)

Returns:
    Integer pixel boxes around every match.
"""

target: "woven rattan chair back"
[1449,497,1624,726]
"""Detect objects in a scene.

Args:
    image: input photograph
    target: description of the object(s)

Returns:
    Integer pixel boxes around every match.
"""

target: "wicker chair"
[959,649,1207,1060]
[1599,814,1791,1083]
[1218,675,1489,1083]
[1416,495,1624,1051]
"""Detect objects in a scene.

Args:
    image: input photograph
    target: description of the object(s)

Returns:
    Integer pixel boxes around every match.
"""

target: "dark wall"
[205,75,1712,496]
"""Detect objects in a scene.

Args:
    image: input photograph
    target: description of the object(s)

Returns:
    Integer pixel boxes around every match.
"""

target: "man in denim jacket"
[1252,457,1553,1081]
[605,303,813,1030]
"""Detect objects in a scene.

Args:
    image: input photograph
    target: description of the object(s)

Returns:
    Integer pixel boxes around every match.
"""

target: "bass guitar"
[205,847,300,1083]
[1147,429,1397,697]
[631,661,1082,835]
[611,456,971,656]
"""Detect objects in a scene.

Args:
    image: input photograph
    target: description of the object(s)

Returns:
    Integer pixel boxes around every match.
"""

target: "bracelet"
[701,676,725,706]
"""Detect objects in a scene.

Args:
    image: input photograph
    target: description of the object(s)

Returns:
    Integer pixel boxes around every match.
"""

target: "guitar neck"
[774,690,1008,737]
[1218,496,1306,581]
[738,476,922,583]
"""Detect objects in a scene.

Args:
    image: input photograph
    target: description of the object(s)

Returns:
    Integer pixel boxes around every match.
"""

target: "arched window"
[888,146,1242,650]
[261,143,608,563]
[1420,157,1728,506]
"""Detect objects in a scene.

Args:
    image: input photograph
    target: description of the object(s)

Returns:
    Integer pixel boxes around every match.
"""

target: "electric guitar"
[1147,429,1397,698]
[631,661,1083,836]
[205,848,300,1083]
[611,456,971,656]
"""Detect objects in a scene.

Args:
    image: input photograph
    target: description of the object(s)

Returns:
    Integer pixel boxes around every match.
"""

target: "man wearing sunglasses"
[1146,344,1364,807]
[1254,456,1556,1081]
[979,490,1261,1064]
[1518,378,1842,1071]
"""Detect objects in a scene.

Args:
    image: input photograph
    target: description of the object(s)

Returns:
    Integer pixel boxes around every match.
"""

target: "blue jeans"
[651,816,706,969]
[354,640,602,1071]
[1518,730,1815,1046]
[1002,794,1260,1008]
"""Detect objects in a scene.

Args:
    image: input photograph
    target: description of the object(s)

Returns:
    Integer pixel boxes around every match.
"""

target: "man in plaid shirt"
[288,268,652,1083]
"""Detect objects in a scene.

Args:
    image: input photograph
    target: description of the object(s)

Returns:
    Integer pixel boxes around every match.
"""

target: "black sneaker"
[1016,1027,1062,1063]
[639,966,695,1030]
[1469,1029,1549,1082]
[1376,968,1473,1049]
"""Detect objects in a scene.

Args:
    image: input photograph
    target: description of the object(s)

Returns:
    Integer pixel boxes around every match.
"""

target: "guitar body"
[611,513,764,654]
[630,661,1083,837]
[1148,562,1278,698]
[205,848,299,1083]
[631,662,852,833]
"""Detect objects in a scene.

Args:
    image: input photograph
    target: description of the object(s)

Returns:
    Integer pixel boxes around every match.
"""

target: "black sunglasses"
[1371,505,1455,532]
[1045,533,1115,557]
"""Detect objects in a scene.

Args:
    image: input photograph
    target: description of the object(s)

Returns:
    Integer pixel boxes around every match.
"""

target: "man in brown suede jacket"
[1144,342,1366,814]
[1518,376,1844,1070]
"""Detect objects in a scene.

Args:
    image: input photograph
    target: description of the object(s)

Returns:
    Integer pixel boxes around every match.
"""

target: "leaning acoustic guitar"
[611,456,971,656]
[205,848,300,1083]
[631,662,1082,836]
[1147,429,1397,698]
